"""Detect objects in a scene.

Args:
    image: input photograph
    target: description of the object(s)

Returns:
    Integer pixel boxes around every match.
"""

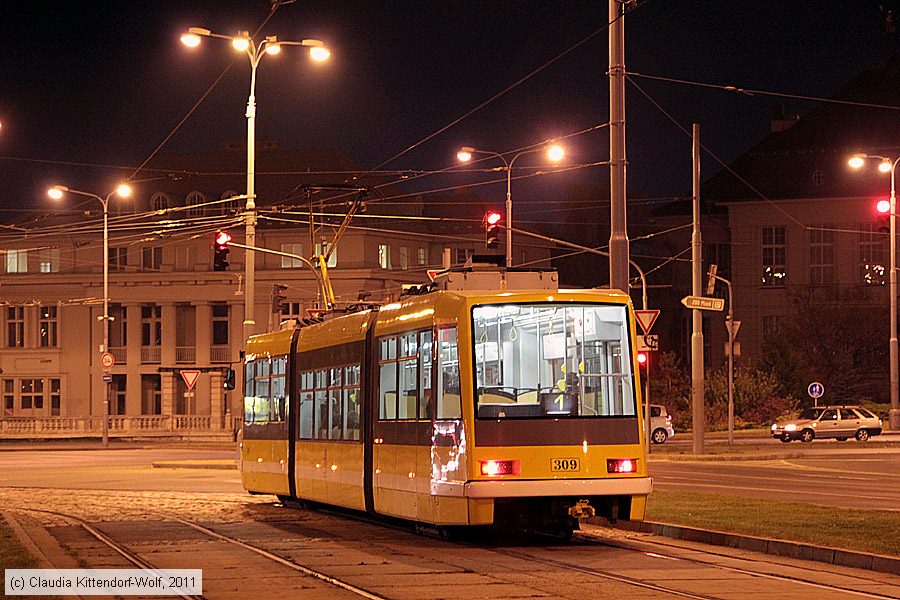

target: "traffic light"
[484,210,502,249]
[876,199,891,233]
[223,368,235,390]
[271,284,288,314]
[637,351,648,368]
[213,231,231,271]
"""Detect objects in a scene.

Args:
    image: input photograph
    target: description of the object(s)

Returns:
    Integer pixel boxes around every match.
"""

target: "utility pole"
[608,0,629,293]
[691,123,705,454]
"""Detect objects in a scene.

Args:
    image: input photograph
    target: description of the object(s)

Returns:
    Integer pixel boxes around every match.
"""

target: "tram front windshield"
[472,303,636,419]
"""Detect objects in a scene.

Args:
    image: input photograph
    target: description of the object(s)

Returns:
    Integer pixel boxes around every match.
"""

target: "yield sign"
[180,370,201,391]
[634,309,660,335]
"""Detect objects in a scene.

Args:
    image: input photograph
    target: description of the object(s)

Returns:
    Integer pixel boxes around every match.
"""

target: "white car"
[650,404,675,444]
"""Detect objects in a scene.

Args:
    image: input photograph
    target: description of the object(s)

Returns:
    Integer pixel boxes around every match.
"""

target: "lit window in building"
[280,243,304,268]
[761,226,786,286]
[315,241,337,268]
[378,244,391,269]
[859,223,887,285]
[40,305,58,348]
[39,248,60,273]
[6,249,27,273]
[418,247,426,266]
[399,246,409,270]
[809,227,834,285]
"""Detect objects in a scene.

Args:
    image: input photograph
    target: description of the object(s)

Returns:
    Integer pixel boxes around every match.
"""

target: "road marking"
[653,479,900,507]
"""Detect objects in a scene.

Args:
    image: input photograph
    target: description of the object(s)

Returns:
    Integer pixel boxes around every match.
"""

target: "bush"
[704,366,797,429]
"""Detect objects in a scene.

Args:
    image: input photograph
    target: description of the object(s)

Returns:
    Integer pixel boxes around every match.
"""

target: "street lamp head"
[181,32,202,47]
[232,32,251,52]
[47,186,67,200]
[848,154,867,169]
[309,45,331,62]
[115,183,133,199]
[264,37,282,55]
[457,147,475,162]
[879,158,893,173]
[546,144,565,162]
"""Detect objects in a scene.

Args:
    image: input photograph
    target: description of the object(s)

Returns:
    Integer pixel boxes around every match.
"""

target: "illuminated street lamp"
[47,183,132,446]
[457,144,564,267]
[182,26,329,342]
[849,152,900,430]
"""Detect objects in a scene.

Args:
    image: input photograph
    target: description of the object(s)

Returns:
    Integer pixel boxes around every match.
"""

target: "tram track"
[6,491,899,599]
[9,504,388,600]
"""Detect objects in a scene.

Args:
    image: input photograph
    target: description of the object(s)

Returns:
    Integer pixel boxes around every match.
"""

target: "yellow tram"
[240,269,651,534]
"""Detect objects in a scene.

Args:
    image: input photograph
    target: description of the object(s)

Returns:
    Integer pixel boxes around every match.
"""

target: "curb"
[150,460,237,470]
[614,520,900,576]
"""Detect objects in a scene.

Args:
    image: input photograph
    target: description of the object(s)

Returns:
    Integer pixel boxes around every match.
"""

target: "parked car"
[771,406,882,443]
[649,404,675,444]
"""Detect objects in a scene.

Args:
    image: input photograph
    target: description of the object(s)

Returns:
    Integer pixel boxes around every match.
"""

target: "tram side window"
[298,371,314,439]
[270,356,287,423]
[379,337,398,419]
[419,330,433,419]
[314,369,328,438]
[327,367,343,440]
[437,326,461,419]
[398,332,418,419]
[344,365,361,440]
[254,357,271,423]
[243,360,255,424]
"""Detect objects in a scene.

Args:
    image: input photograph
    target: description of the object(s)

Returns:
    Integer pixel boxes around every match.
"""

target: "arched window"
[150,193,170,213]
[186,191,206,217]
[220,190,241,215]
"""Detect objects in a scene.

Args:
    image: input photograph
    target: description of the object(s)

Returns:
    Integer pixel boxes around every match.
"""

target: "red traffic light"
[637,352,648,365]
[215,231,232,247]
[876,199,891,214]
[485,211,502,226]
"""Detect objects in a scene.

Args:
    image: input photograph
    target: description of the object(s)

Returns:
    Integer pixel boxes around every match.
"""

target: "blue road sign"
[807,381,824,399]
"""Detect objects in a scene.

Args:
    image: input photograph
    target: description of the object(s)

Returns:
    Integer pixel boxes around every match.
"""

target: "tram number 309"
[550,458,581,472]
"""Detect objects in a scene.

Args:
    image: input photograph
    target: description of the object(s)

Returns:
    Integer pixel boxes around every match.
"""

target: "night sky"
[0,1,897,215]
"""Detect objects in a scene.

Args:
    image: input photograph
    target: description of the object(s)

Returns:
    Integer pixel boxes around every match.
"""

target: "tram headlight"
[607,458,637,474]
[480,460,519,476]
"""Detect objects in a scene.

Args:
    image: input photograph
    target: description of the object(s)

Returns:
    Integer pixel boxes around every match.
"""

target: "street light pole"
[181,28,329,344]
[456,144,564,268]
[48,184,132,447]
[849,153,900,431]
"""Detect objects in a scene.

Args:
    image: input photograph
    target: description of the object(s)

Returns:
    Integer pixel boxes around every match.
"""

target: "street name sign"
[681,296,725,311]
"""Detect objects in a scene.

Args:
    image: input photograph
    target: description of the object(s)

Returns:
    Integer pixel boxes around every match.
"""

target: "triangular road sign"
[634,309,660,335]
[180,370,201,391]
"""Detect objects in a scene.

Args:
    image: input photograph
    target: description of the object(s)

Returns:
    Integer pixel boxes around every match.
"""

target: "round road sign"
[101,352,115,369]
[807,381,824,399]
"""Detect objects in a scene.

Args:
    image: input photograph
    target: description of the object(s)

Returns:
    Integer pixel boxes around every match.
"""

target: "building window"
[175,245,196,271]
[175,304,196,363]
[703,242,731,280]
[21,379,43,411]
[141,304,162,346]
[6,306,24,348]
[281,301,303,321]
[141,246,162,271]
[141,375,162,415]
[455,248,473,265]
[212,302,229,346]
[110,375,126,415]
[3,380,13,416]
[761,226,786,286]
[39,305,58,347]
[762,315,783,341]
[109,247,128,272]
[859,223,886,285]
[315,241,337,268]
[399,247,409,270]
[417,247,427,266]
[280,243,304,268]
[109,304,127,348]
[150,193,170,212]
[39,248,60,273]
[809,227,834,285]
[50,379,60,416]
[378,244,391,269]
[6,249,27,273]
[186,191,206,217]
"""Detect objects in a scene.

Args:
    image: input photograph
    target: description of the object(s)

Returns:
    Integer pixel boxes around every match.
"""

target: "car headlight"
[785,424,796,431]
[771,423,778,431]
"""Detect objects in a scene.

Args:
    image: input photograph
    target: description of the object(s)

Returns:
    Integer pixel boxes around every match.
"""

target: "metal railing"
[210,345,230,363]
[141,346,162,364]
[175,346,196,363]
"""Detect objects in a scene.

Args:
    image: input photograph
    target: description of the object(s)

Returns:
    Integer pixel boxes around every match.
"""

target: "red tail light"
[480,460,520,476]
[607,458,637,474]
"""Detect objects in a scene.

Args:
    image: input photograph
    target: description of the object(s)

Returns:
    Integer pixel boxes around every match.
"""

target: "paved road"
[649,445,900,510]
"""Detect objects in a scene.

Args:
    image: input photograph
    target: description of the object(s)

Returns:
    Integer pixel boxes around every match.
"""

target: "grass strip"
[646,490,900,557]
[1,515,37,570]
